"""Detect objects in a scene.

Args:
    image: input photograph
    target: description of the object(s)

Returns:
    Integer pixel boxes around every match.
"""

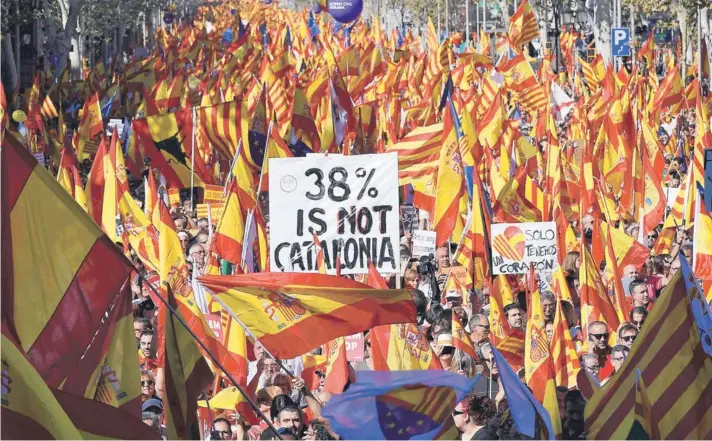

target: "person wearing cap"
[444,289,463,308]
[142,399,167,440]
[142,398,163,414]
[435,333,455,370]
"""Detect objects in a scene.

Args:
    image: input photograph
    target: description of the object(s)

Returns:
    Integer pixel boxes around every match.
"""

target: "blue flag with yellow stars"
[321,371,480,440]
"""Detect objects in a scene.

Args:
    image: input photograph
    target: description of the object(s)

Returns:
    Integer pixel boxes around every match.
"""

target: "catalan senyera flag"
[324,337,349,394]
[508,0,539,48]
[585,259,712,439]
[199,273,416,359]
[40,94,59,120]
[212,178,247,267]
[550,288,580,388]
[388,122,443,187]
[1,326,83,440]
[156,284,214,440]
[627,372,659,440]
[1,134,133,387]
[198,99,247,160]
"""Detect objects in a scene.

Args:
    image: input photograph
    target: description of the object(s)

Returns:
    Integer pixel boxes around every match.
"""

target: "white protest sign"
[491,222,558,274]
[269,153,400,275]
[106,118,124,137]
[665,187,680,211]
[411,230,436,258]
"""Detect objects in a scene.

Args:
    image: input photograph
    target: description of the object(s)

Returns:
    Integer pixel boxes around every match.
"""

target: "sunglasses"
[452,410,465,417]
[589,333,609,340]
[141,380,154,386]
[621,335,636,342]
[632,321,644,327]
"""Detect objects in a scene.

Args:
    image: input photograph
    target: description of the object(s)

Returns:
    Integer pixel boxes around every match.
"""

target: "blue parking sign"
[611,27,631,57]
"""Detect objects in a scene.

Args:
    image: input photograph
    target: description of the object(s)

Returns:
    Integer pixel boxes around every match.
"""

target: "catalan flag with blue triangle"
[321,370,480,440]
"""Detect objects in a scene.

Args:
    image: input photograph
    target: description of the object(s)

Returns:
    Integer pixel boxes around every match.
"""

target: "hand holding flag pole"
[137,272,282,439]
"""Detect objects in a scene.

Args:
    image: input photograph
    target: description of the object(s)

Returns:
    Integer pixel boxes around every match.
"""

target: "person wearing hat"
[444,289,463,309]
[435,333,455,370]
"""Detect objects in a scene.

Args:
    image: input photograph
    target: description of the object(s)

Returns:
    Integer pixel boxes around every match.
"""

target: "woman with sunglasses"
[140,370,161,402]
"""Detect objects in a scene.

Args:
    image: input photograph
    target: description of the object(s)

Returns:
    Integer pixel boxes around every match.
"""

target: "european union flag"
[322,371,480,440]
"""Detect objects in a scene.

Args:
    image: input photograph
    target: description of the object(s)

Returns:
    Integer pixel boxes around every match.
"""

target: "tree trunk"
[2,36,19,93]
[593,0,613,65]
[55,0,86,77]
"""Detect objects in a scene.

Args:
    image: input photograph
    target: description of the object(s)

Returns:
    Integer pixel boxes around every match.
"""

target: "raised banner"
[203,184,224,204]
[345,333,365,362]
[269,153,400,275]
[490,222,558,274]
[411,230,436,258]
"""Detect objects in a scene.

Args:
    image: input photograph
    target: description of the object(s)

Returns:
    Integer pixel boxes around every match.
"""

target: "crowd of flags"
[1,0,712,438]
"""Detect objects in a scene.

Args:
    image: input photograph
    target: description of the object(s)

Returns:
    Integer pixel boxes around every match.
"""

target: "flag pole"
[223,139,243,198]
[190,106,196,209]
[137,273,282,439]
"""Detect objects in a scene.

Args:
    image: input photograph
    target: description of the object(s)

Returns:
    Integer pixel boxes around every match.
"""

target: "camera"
[417,254,437,276]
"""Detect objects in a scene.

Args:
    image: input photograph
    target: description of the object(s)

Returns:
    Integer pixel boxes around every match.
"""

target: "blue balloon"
[222,27,234,44]
[327,0,362,23]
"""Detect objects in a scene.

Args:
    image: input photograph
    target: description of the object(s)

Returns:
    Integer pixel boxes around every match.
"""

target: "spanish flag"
[156,285,214,440]
[370,323,443,371]
[323,337,349,394]
[1,134,133,387]
[212,178,247,267]
[1,326,82,439]
[77,92,104,158]
[199,273,417,359]
[60,282,141,417]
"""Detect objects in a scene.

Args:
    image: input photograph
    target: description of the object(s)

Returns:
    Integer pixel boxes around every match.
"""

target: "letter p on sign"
[611,27,631,57]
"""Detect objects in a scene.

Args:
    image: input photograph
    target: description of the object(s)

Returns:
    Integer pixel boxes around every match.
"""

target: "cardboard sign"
[491,222,558,274]
[411,230,437,258]
[196,203,225,221]
[106,118,124,137]
[443,265,468,284]
[168,188,181,207]
[204,312,223,342]
[203,184,224,204]
[269,153,400,275]
[345,333,365,362]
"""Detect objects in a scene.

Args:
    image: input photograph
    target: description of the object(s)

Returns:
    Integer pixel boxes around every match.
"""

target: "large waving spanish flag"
[1,134,133,387]
[370,323,443,371]
[199,273,417,359]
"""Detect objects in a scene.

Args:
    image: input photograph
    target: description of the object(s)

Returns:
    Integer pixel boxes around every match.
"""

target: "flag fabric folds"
[321,370,480,440]
[199,273,417,359]
[1,134,133,387]
[584,256,712,439]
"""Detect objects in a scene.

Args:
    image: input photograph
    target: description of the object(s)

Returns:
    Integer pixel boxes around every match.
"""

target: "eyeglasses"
[632,321,644,327]
[621,335,636,342]
[474,325,490,331]
[589,333,609,340]
[452,410,465,417]
[141,380,154,386]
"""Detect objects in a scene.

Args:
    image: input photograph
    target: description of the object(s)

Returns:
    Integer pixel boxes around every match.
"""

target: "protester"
[630,306,649,330]
[587,321,614,381]
[503,303,524,331]
[453,394,497,440]
[617,323,639,349]
[610,345,630,373]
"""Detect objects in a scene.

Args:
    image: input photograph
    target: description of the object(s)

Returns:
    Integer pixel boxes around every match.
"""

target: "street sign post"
[611,27,631,57]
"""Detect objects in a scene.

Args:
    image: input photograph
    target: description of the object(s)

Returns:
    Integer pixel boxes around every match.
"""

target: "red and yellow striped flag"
[259,126,294,192]
[585,266,712,439]
[40,95,59,119]
[1,134,133,387]
[324,337,349,394]
[198,100,247,160]
[200,273,417,359]
[77,92,104,158]
[388,122,443,187]
[508,0,539,48]
[579,245,619,343]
